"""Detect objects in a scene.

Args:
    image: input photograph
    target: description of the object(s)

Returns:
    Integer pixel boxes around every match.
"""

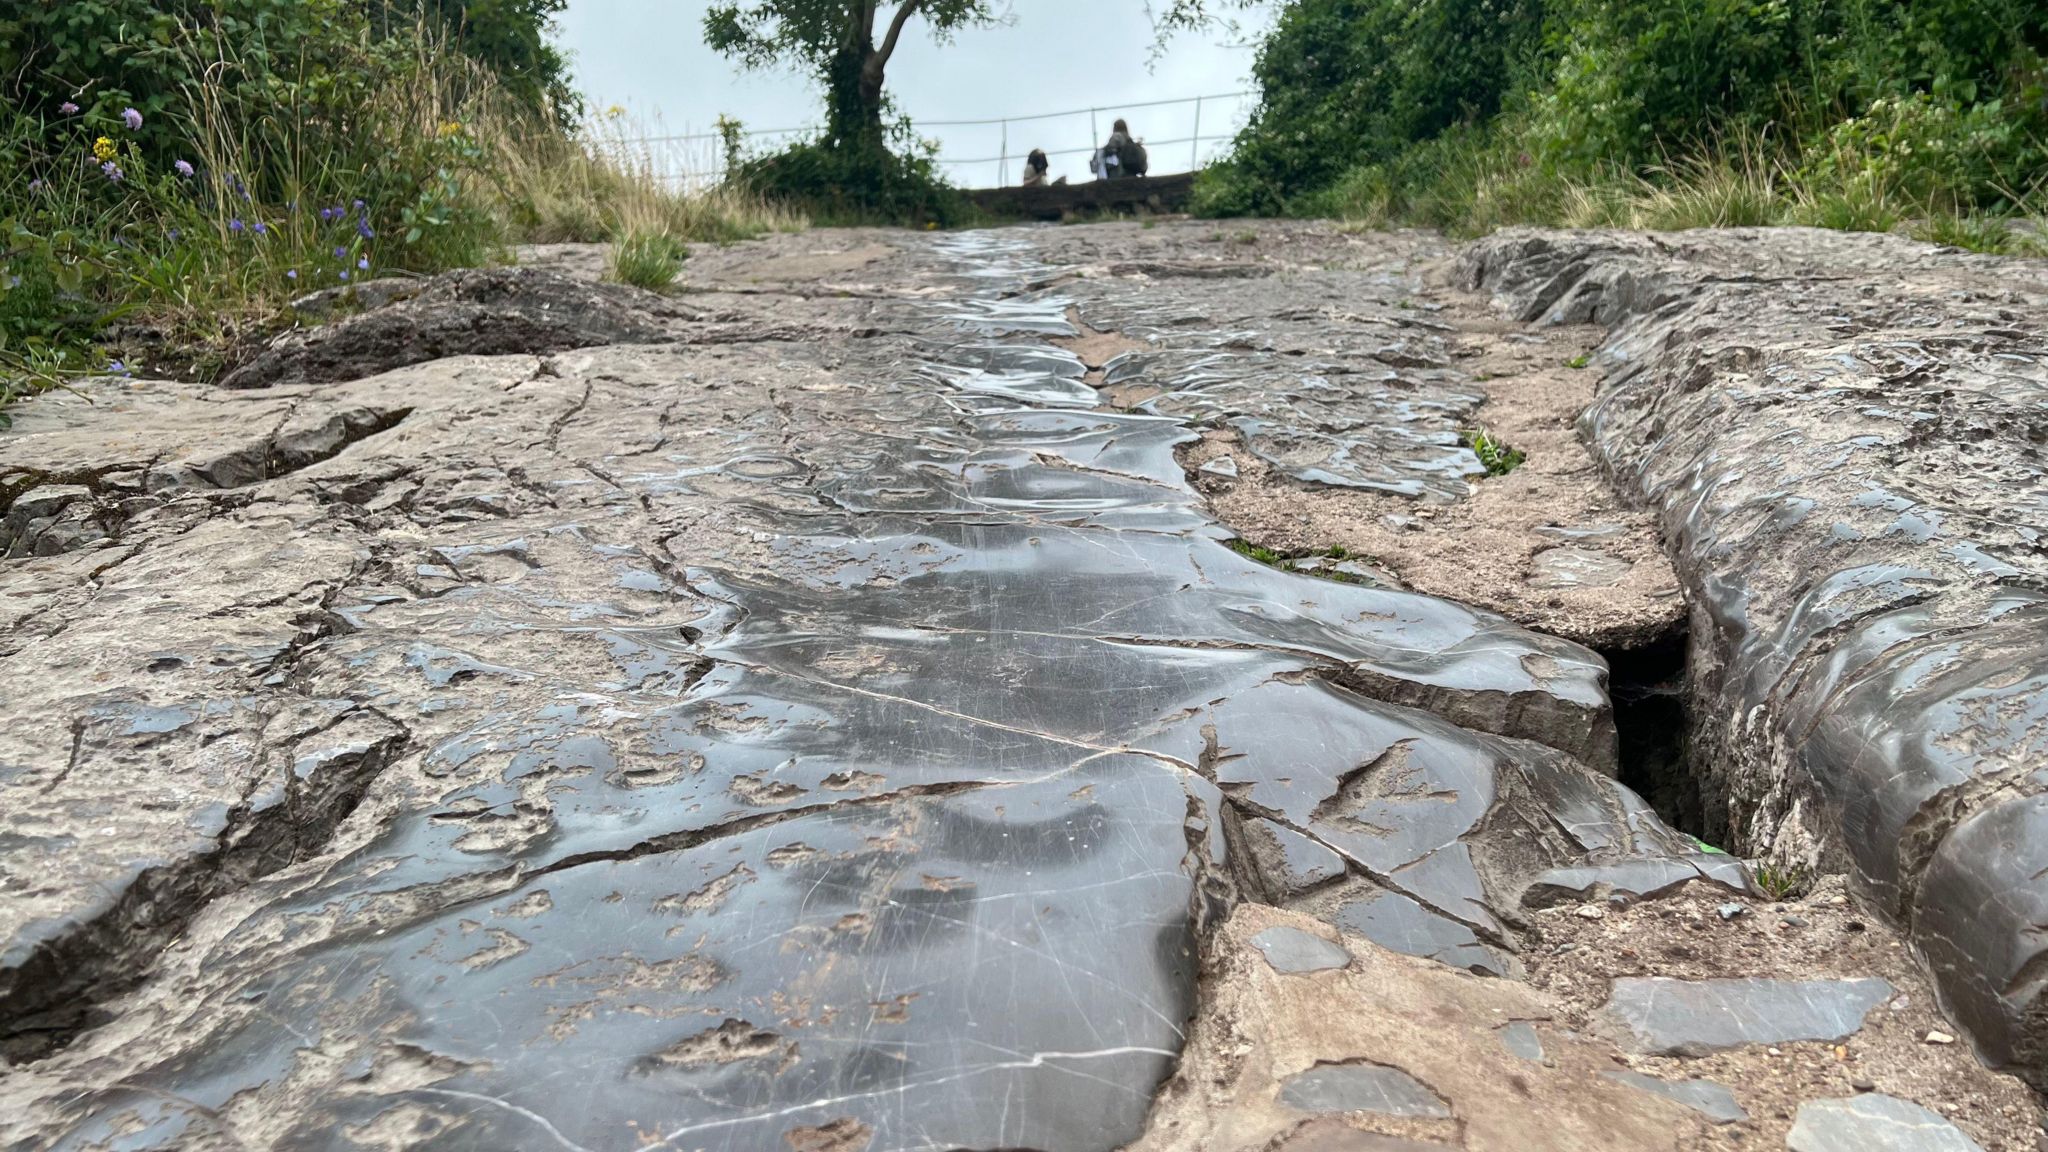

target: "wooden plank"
[966,172,1198,221]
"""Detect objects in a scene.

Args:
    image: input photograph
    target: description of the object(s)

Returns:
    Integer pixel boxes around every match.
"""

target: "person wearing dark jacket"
[1022,148,1050,187]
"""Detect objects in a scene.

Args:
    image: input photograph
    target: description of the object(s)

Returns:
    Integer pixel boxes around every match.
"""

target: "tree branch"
[872,0,925,72]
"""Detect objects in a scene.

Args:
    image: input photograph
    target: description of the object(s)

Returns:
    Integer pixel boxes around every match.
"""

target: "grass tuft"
[607,229,688,291]
[1462,428,1527,477]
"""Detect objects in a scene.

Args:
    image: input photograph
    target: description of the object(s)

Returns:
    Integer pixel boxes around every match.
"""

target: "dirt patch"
[1523,876,2042,1150]
[1185,313,1683,650]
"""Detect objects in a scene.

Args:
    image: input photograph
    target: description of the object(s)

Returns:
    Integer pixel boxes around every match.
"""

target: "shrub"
[732,115,962,227]
[607,229,687,291]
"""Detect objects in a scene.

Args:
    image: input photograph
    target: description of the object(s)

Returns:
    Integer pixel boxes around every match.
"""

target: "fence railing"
[609,90,1253,190]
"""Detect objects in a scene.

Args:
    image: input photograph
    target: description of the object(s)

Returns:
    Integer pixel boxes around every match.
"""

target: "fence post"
[1089,108,1099,180]
[1191,97,1203,172]
[999,119,1008,187]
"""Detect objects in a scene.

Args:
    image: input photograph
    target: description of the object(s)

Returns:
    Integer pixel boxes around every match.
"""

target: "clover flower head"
[101,161,124,182]
[59,102,79,115]
[122,107,143,131]
[174,159,194,178]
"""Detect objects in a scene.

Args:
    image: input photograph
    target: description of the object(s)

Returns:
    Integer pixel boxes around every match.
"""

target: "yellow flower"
[605,104,626,120]
[437,121,464,139]
[92,136,117,162]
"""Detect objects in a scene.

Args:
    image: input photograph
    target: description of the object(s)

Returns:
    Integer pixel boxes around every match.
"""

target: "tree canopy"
[704,1,1001,147]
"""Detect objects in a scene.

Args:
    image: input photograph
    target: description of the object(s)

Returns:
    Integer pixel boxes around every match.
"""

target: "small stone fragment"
[1601,977,1894,1056]
[1786,1094,1986,1152]
[1576,905,1607,920]
[1601,1070,1748,1125]
[1782,915,1809,928]
[1499,1021,1545,1062]
[1924,1030,1956,1045]
[1199,456,1239,479]
[1278,1062,1452,1119]
[1718,903,1747,921]
[1250,926,1353,974]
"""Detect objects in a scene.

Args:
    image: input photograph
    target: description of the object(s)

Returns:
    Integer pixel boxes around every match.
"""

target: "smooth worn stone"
[1200,456,1240,479]
[1602,977,1894,1056]
[1500,1021,1545,1061]
[1786,1094,1986,1152]
[1244,818,1349,898]
[1464,229,2048,1080]
[1251,926,1353,974]
[1601,1070,1748,1124]
[1335,888,1504,977]
[1529,546,1631,589]
[1278,1062,1452,1119]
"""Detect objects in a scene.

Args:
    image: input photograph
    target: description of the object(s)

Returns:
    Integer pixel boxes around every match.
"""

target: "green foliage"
[1202,0,2048,234]
[735,119,963,225]
[608,229,688,291]
[1462,427,1527,476]
[1750,861,1811,901]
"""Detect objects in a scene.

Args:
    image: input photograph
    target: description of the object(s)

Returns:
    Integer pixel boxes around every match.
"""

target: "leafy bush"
[733,115,963,226]
[1201,0,2048,234]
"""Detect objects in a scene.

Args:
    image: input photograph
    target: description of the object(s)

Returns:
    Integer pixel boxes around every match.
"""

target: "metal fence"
[611,91,1252,190]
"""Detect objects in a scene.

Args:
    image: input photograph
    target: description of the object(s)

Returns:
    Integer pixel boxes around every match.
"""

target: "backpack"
[1118,137,1149,177]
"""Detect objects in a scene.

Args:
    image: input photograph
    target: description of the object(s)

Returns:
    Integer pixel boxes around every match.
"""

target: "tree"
[704,1,1001,152]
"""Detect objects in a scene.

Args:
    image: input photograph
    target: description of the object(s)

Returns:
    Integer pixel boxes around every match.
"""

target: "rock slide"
[0,222,2035,1150]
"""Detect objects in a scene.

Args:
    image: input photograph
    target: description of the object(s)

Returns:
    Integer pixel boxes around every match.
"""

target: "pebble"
[1717,903,1747,921]
[1575,905,1606,921]
[1924,1030,1957,1045]
[1781,914,1809,927]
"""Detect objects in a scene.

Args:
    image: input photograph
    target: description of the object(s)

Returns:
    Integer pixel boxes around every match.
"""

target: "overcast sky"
[554,1,1278,187]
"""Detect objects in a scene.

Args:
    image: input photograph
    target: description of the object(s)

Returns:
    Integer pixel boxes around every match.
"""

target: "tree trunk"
[824,1,921,154]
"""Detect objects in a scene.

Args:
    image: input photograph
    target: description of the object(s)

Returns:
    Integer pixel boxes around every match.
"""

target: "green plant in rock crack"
[1461,427,1526,477]
[608,229,688,291]
[1749,861,1810,902]
[1227,539,1387,588]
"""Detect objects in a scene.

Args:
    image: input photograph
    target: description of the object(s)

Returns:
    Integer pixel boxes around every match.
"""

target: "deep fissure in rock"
[1603,624,1705,842]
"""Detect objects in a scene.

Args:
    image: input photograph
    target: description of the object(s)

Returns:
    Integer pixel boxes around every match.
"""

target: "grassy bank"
[0,7,799,421]
[1195,0,2048,250]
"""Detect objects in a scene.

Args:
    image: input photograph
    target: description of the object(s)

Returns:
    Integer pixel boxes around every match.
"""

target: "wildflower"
[286,269,298,281]
[353,199,365,211]
[173,160,194,178]
[605,104,626,119]
[338,270,350,281]
[357,256,369,271]
[108,360,129,375]
[93,136,118,162]
[357,219,375,239]
[122,107,143,131]
[333,246,348,259]
[168,228,180,241]
[27,179,43,193]
[59,101,79,115]
[229,218,245,233]
[319,206,337,222]
[101,161,123,182]
[438,121,463,138]
[252,221,268,236]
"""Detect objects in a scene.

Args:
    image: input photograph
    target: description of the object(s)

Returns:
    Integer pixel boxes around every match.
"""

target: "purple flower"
[338,270,351,281]
[28,179,43,193]
[352,199,365,210]
[357,219,375,239]
[122,107,143,131]
[229,218,245,233]
[333,246,348,259]
[319,206,336,222]
[59,102,78,116]
[252,221,268,236]
[286,269,298,281]
[108,360,128,375]
[168,228,180,241]
[173,159,194,178]
[357,256,369,271]
[101,161,123,182]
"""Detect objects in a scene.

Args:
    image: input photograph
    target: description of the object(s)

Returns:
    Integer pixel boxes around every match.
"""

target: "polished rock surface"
[1465,227,2048,1080]
[1602,976,1893,1056]
[1786,1094,1987,1152]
